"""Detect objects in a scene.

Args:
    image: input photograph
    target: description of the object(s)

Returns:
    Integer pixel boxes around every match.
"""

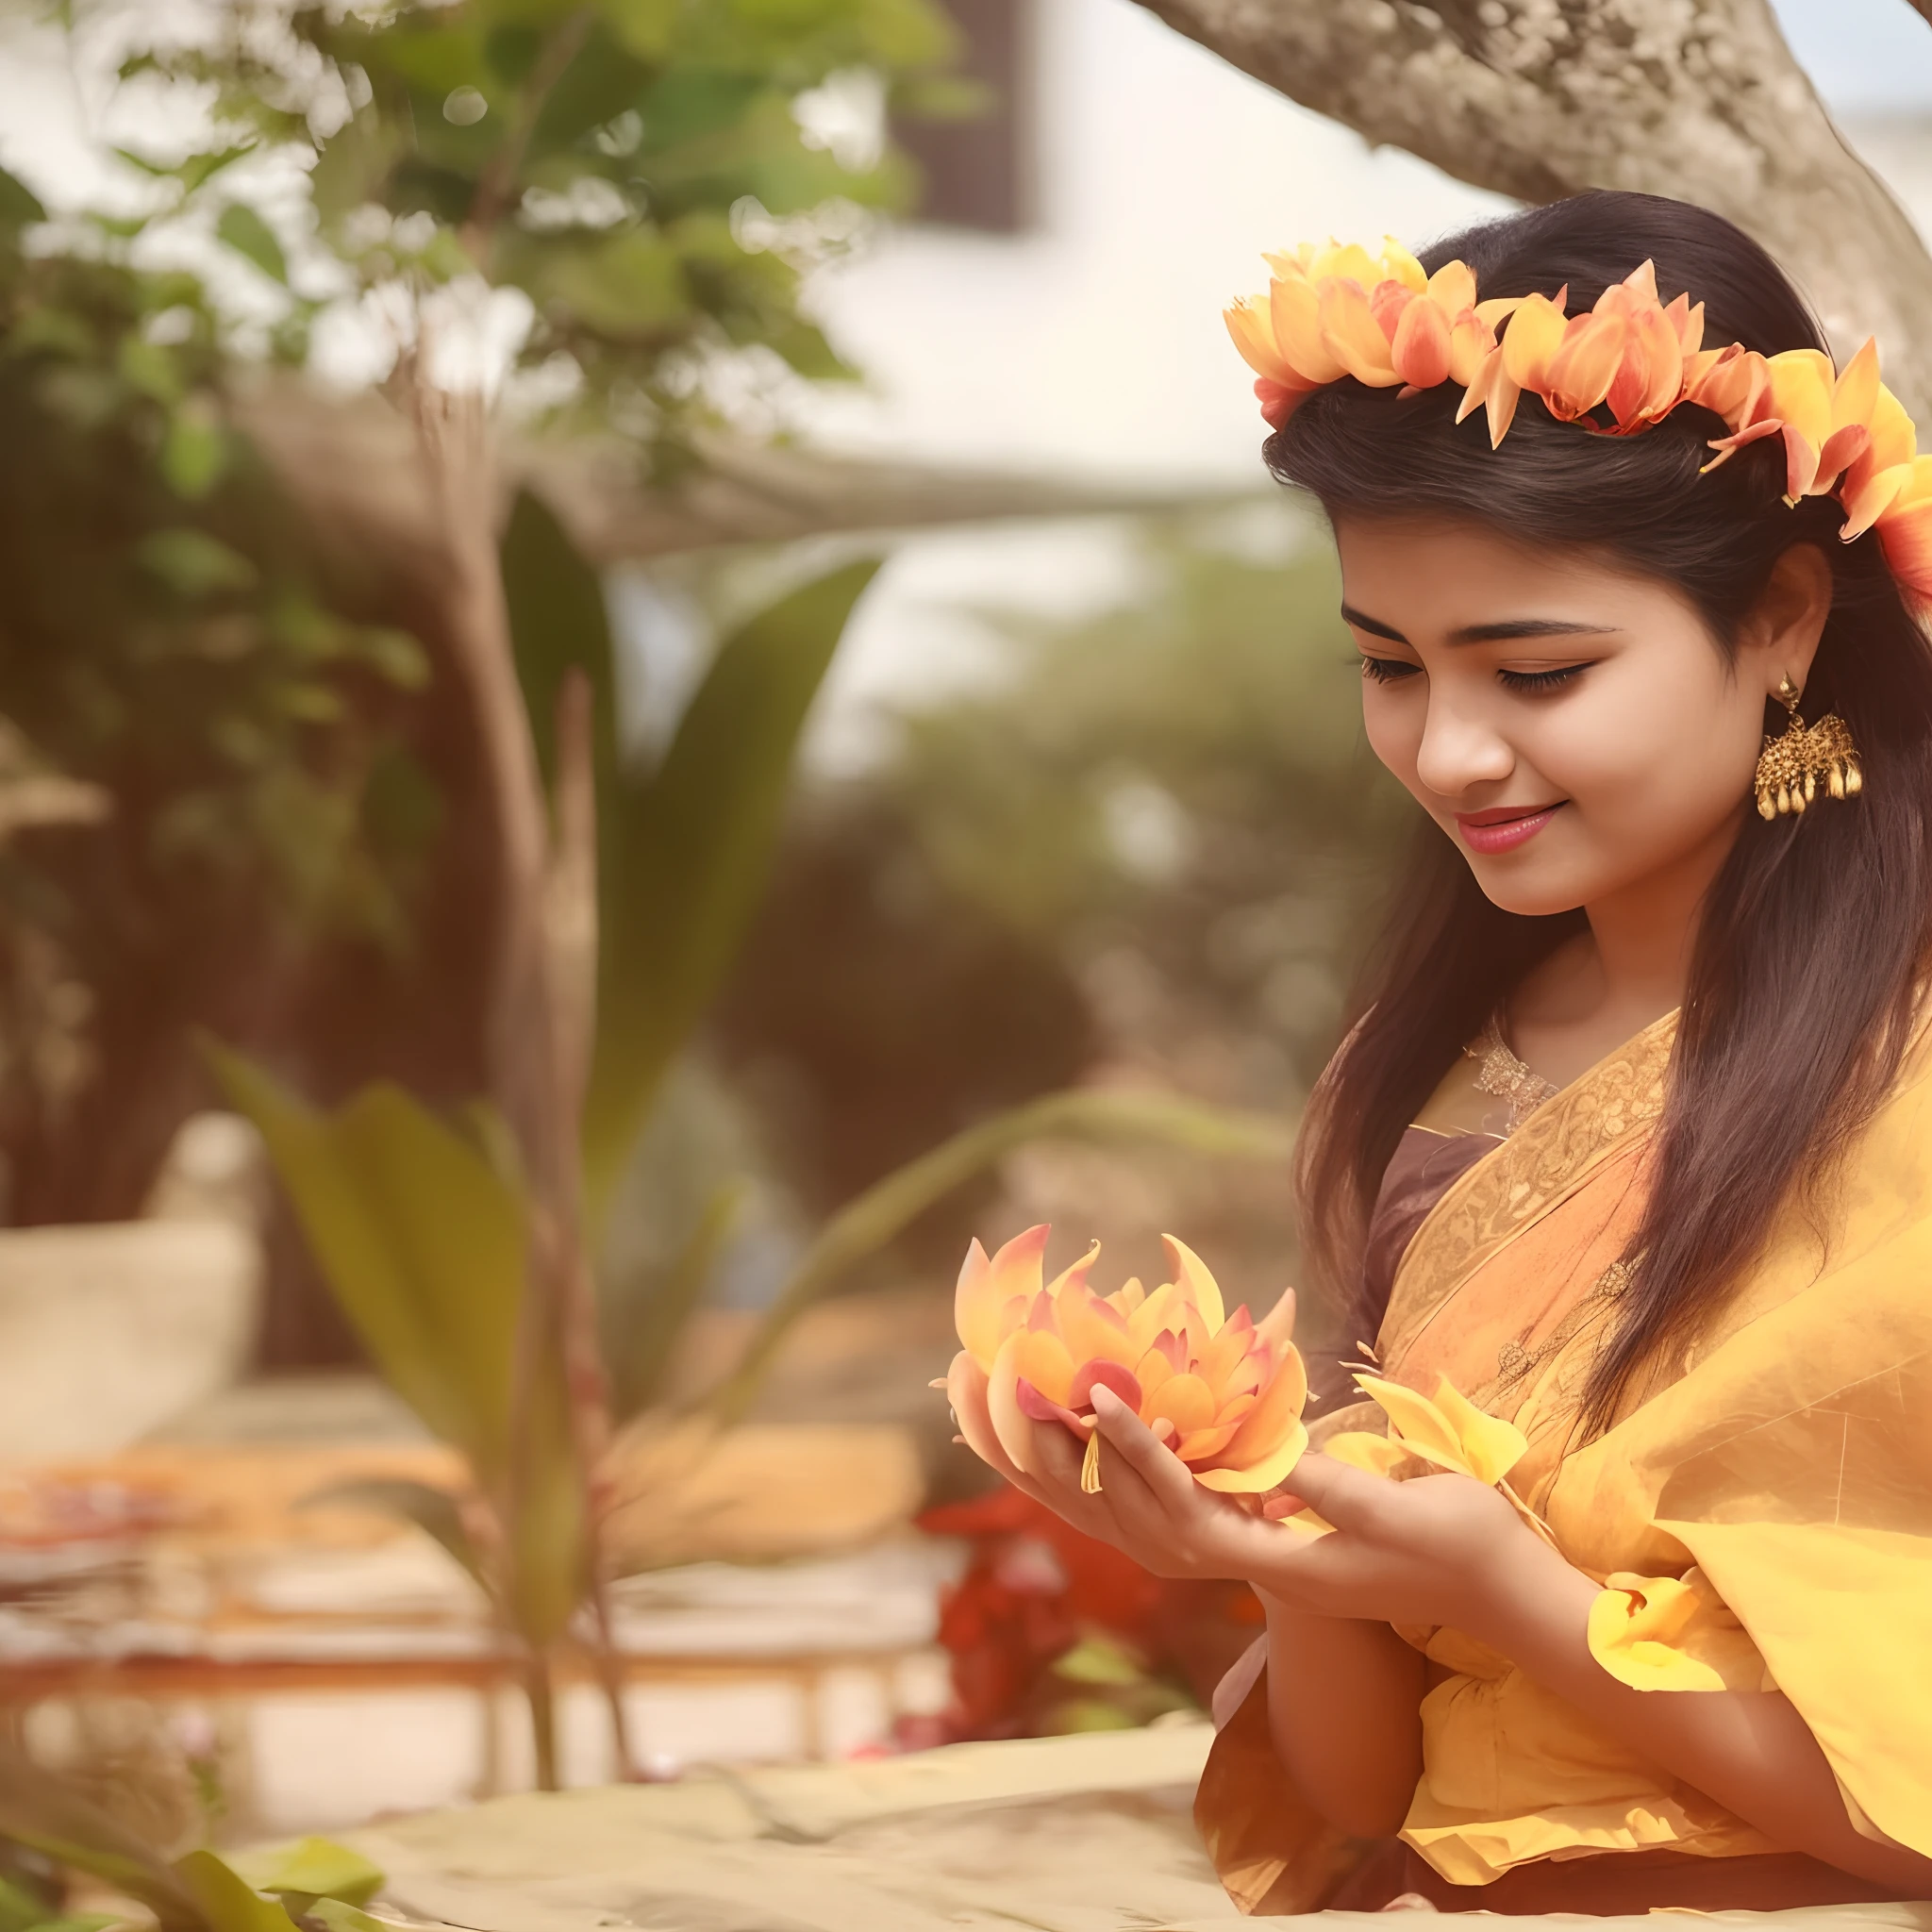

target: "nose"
[1412,685,1515,802]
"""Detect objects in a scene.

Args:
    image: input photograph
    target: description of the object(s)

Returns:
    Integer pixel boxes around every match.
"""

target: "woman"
[995,194,1932,1912]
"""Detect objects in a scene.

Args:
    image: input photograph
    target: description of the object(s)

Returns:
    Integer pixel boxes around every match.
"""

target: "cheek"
[1360,686,1424,783]
[1539,660,1762,841]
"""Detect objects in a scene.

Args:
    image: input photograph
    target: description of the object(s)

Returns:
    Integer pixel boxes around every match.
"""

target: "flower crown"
[1224,240,1932,602]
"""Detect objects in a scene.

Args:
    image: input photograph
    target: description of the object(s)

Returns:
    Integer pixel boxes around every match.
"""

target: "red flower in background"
[916,1485,1261,1741]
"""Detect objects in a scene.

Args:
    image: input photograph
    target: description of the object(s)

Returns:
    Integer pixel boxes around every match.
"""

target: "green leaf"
[225,1839,383,1908]
[296,1479,488,1592]
[204,1049,591,1651]
[0,1744,201,1932]
[136,529,258,598]
[599,0,680,59]
[202,1046,527,1483]
[179,145,259,195]
[0,1874,52,1932]
[581,558,879,1219]
[499,489,617,798]
[705,1088,1293,1422]
[161,406,228,499]
[531,230,688,337]
[117,335,186,405]
[174,1852,299,1932]
[0,165,46,230]
[605,1178,742,1421]
[1052,1634,1148,1687]
[216,205,289,285]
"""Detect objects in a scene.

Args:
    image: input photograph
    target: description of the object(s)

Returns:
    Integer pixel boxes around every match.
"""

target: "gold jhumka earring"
[1754,677,1862,821]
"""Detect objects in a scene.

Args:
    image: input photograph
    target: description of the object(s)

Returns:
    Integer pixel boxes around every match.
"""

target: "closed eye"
[1498,663,1589,693]
[1359,655,1422,685]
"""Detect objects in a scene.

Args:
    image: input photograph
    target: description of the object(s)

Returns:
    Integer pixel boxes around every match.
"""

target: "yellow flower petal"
[1196,1418,1308,1492]
[955,1224,1044,1370]
[1587,1570,1774,1693]
[1428,1376,1528,1486]
[1319,278,1401,387]
[1160,1233,1225,1335]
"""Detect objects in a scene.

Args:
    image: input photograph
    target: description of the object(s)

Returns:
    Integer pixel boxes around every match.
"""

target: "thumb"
[1274,1452,1395,1531]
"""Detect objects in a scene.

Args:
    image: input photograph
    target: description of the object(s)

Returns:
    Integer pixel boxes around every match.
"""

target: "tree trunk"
[1124,0,1932,414]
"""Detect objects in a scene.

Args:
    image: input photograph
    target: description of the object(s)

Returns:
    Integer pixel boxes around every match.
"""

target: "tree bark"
[1124,0,1932,414]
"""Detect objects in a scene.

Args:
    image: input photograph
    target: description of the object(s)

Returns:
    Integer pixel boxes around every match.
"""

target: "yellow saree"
[1196,1012,1932,1913]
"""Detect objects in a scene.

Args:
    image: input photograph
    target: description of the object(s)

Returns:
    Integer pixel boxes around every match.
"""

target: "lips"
[1453,802,1565,855]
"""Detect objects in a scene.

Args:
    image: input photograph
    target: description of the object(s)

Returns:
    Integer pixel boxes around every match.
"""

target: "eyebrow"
[1341,604,1620,646]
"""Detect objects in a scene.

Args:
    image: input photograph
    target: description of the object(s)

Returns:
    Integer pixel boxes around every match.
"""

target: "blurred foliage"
[209,544,883,1781]
[5,0,961,1223]
[876,508,1411,1101]
[0,160,439,1223]
[0,1740,382,1932]
[117,0,962,461]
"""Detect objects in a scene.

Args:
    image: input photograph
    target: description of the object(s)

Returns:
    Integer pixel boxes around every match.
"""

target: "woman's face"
[1334,514,1827,919]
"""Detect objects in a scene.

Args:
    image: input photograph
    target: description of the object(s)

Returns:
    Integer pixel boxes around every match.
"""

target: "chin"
[1460,853,1592,920]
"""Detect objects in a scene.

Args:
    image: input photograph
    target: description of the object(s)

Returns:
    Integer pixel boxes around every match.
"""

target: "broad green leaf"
[706,1088,1293,1422]
[216,206,289,286]
[204,1045,527,1484]
[175,1853,299,1932]
[296,1479,488,1592]
[499,489,617,798]
[605,1178,742,1421]
[225,1839,383,1908]
[581,558,879,1218]
[0,1874,52,1932]
[504,1338,588,1648]
[0,1745,200,1932]
[0,166,47,230]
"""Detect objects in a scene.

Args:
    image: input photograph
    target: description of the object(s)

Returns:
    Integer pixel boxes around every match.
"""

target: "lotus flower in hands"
[942,1224,1309,1496]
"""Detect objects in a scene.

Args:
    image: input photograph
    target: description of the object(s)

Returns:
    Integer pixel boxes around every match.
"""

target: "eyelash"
[1357,656,1418,684]
[1357,657,1590,693]
[1497,664,1589,692]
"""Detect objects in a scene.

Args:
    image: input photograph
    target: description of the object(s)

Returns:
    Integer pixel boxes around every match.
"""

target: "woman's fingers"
[1091,1385,1199,1507]
[1274,1452,1398,1532]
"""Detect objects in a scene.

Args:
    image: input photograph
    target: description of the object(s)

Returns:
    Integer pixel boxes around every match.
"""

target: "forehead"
[1331,514,1679,628]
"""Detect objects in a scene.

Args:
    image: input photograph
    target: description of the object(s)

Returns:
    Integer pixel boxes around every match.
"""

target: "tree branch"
[1125,0,1932,413]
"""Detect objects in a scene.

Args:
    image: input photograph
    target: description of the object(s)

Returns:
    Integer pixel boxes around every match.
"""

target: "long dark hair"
[1280,192,1932,1431]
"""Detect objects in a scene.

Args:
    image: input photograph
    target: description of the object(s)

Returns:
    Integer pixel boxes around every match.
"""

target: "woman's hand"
[1020,1383,1562,1635]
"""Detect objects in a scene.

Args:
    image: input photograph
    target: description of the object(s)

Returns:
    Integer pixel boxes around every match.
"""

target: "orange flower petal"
[1426,258,1477,316]
[1012,1326,1076,1407]
[1832,337,1882,434]
[945,1349,1025,1486]
[1195,1418,1308,1493]
[1270,274,1343,385]
[1224,298,1288,383]
[1146,1371,1217,1436]
[1498,292,1567,391]
[1391,294,1453,389]
[1879,493,1932,602]
[1160,1234,1226,1336]
[1045,1239,1102,1300]
[956,1224,1045,1370]
[1544,312,1626,419]
[1318,279,1401,387]
[1174,1420,1243,1463]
